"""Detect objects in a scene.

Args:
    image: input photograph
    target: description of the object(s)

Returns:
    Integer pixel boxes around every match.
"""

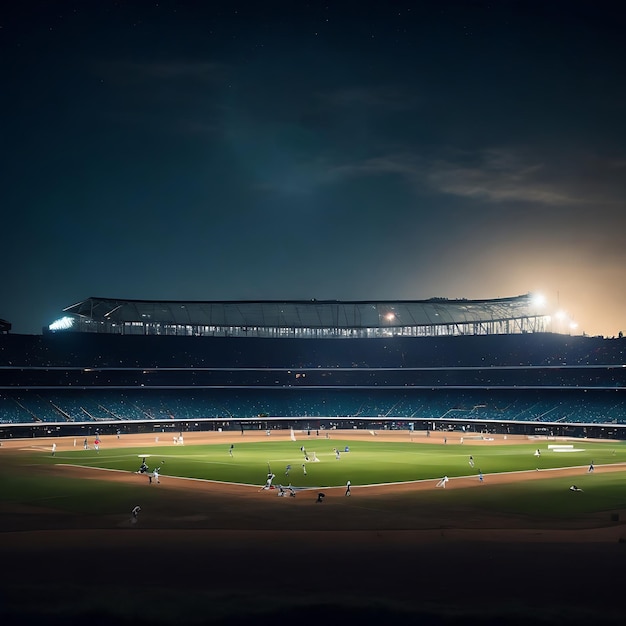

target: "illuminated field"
[44,438,626,487]
[2,432,626,626]
[2,433,626,522]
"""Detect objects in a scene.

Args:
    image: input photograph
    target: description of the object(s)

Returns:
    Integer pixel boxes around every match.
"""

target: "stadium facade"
[1,293,625,439]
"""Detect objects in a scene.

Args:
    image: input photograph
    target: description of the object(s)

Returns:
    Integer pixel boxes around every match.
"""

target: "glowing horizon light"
[49,316,75,331]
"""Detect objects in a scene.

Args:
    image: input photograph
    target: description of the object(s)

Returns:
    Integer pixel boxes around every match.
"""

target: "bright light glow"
[555,310,566,321]
[531,293,546,307]
[48,316,74,331]
[385,312,395,321]
[569,321,578,330]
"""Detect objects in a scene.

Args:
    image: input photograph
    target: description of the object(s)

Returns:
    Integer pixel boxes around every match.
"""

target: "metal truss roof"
[63,294,539,330]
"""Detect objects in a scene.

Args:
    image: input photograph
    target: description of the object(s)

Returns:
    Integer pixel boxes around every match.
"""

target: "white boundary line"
[57,464,256,488]
[56,461,626,491]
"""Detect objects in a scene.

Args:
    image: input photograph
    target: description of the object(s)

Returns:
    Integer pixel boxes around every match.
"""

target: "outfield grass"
[40,438,626,486]
[2,436,626,521]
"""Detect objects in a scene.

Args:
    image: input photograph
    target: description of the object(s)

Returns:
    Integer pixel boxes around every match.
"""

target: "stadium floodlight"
[49,316,74,331]
[385,312,396,321]
[531,292,546,307]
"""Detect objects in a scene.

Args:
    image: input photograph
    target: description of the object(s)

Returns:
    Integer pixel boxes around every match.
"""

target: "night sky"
[2,1,625,336]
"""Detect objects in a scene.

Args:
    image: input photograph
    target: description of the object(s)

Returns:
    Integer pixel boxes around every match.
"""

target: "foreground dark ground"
[1,529,626,626]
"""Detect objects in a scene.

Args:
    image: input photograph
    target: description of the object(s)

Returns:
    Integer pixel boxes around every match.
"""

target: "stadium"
[1,293,626,626]
[1,292,626,439]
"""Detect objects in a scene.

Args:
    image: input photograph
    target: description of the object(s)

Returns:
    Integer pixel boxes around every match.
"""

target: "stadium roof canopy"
[56,294,548,338]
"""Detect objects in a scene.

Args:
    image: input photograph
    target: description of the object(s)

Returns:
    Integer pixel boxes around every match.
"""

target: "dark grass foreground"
[2,605,626,626]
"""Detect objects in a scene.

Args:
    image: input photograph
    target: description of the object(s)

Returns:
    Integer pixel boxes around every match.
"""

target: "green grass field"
[41,437,626,484]
[2,436,626,521]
